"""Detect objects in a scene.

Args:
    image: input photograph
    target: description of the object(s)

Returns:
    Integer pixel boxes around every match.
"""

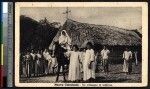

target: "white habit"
[58,30,71,50]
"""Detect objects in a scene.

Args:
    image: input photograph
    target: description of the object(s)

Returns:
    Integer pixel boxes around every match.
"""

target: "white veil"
[59,30,71,45]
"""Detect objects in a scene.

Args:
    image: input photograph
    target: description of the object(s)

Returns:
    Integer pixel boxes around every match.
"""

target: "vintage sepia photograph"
[15,2,148,87]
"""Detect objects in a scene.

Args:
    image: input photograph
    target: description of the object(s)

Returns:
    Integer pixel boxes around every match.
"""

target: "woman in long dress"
[66,45,81,82]
[83,42,95,82]
[58,30,71,50]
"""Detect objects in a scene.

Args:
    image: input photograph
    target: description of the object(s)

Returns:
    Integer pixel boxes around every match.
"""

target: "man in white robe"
[122,48,132,74]
[83,42,95,82]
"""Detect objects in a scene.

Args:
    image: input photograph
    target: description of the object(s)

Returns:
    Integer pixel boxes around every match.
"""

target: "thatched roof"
[50,19,141,48]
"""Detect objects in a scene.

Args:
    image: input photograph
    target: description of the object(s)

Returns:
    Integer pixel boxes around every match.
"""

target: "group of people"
[56,42,134,82]
[20,30,137,82]
[20,49,58,77]
[56,30,136,82]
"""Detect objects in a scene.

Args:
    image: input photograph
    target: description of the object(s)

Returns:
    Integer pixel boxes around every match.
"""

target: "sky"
[20,7,142,30]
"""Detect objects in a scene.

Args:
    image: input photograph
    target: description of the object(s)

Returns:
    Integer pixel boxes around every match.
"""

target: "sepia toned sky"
[20,7,142,29]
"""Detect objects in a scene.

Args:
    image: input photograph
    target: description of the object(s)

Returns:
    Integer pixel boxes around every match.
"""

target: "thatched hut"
[50,19,141,48]
[49,19,142,64]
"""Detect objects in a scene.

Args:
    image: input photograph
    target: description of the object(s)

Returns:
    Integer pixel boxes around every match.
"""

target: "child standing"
[66,45,81,82]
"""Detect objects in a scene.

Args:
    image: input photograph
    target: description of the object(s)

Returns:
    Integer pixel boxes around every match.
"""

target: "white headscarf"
[59,30,71,45]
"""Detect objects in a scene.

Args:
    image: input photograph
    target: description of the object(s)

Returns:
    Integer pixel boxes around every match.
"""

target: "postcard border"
[15,2,148,87]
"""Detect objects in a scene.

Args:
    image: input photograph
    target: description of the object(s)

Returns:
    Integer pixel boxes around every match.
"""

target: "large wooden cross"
[63,7,71,20]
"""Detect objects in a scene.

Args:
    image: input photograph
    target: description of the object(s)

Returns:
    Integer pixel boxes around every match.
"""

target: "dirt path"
[20,63,141,83]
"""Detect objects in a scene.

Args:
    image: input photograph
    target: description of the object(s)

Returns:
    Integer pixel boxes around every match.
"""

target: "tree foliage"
[20,15,60,52]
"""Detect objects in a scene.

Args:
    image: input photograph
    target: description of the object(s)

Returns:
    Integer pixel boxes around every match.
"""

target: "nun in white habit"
[58,30,71,50]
